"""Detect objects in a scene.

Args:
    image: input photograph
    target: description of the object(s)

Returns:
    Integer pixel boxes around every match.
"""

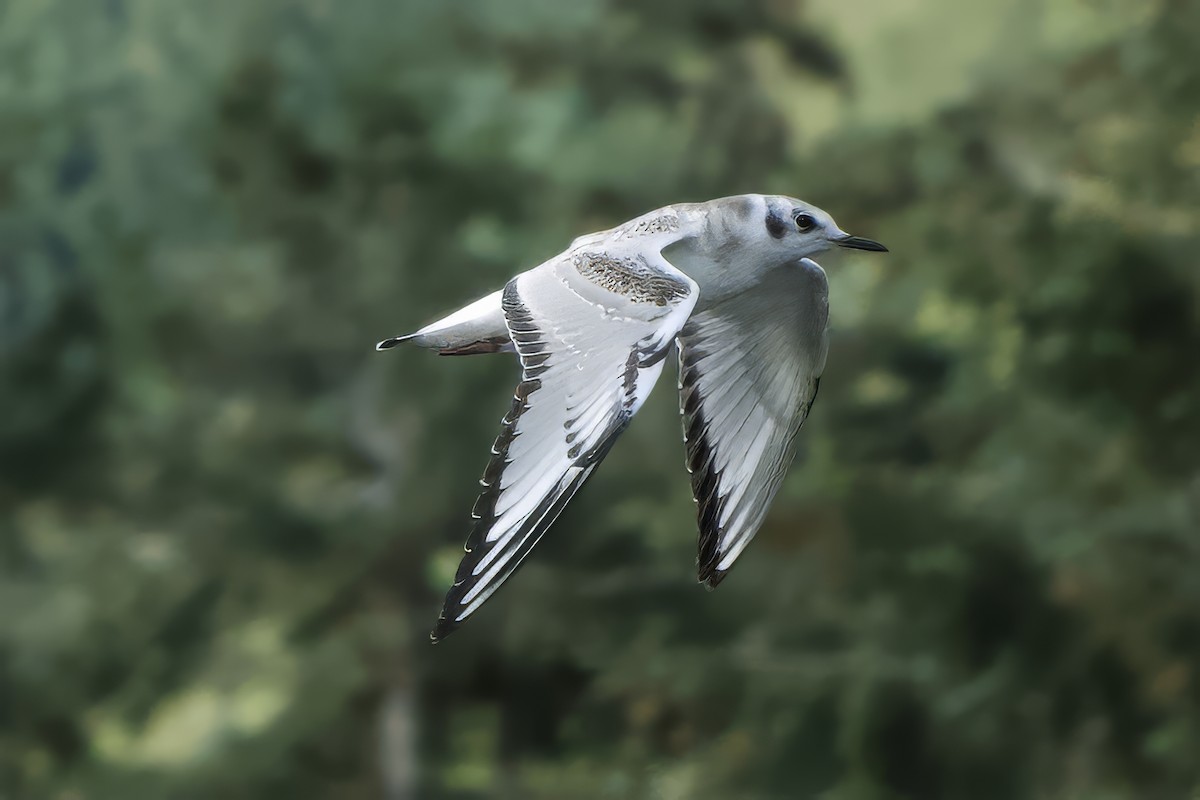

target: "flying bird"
[376,194,887,642]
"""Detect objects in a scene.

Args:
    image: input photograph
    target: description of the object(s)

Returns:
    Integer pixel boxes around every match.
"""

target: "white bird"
[377,194,887,642]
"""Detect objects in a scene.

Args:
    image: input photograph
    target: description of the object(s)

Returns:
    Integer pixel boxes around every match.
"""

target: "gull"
[376,194,887,642]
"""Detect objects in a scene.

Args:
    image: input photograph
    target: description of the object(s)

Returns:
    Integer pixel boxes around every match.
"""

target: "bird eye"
[793,212,816,233]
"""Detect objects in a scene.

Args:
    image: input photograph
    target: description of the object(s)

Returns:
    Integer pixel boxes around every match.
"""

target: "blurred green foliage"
[2,0,1199,798]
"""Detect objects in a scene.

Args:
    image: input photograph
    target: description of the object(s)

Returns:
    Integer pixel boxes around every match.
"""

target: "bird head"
[761,195,888,259]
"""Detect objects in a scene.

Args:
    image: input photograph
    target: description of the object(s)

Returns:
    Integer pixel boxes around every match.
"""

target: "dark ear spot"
[765,210,788,239]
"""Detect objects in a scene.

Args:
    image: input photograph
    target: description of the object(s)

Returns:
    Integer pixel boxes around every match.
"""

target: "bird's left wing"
[676,258,831,588]
[432,245,698,642]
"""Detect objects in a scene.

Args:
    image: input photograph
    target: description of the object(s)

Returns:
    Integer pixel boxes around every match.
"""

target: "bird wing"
[431,245,698,642]
[676,258,831,588]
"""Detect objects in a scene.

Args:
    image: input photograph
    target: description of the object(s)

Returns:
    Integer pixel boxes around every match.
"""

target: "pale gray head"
[760,194,887,259]
[662,194,887,296]
[688,195,887,277]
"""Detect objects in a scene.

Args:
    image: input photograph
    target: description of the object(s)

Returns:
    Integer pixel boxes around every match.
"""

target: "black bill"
[835,234,888,252]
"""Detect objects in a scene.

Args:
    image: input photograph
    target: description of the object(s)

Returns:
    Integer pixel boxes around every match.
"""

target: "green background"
[2,0,1198,797]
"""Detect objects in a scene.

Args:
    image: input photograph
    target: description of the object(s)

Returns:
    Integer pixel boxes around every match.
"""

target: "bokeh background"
[3,0,1199,797]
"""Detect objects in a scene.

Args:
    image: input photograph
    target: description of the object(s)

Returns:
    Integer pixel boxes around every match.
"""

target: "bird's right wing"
[676,258,831,588]
[431,246,698,642]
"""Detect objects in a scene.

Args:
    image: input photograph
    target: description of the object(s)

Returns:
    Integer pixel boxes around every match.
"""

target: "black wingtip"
[698,565,729,590]
[429,617,459,644]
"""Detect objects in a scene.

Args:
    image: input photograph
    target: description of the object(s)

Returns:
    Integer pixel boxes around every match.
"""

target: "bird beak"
[834,234,888,252]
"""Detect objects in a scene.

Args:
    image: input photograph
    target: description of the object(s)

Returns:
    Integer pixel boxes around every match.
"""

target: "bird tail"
[376,333,417,351]
[375,289,514,356]
[375,332,512,355]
